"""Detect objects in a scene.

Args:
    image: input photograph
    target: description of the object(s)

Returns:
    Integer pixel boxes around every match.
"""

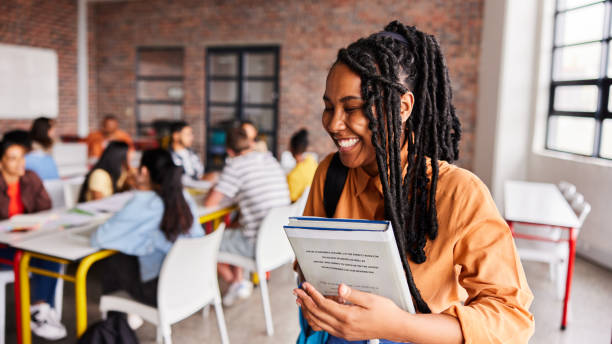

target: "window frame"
[546,0,612,159]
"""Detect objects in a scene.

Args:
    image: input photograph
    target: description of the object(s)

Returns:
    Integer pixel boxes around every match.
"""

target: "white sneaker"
[31,303,67,341]
[236,280,253,299]
[222,282,242,307]
[127,313,144,330]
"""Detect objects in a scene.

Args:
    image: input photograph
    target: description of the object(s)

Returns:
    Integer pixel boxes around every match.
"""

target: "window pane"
[138,104,182,123]
[137,81,183,100]
[244,53,275,77]
[547,116,595,155]
[601,119,612,158]
[555,3,604,46]
[553,43,601,80]
[208,106,236,127]
[243,108,275,132]
[209,81,237,103]
[557,0,602,11]
[243,81,275,104]
[209,54,238,76]
[554,85,598,112]
[138,50,183,76]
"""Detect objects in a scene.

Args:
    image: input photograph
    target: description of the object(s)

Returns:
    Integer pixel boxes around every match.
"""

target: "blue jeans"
[327,337,408,344]
[0,248,60,307]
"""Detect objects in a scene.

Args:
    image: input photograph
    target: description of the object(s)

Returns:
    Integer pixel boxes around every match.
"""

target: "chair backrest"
[292,186,311,216]
[558,181,574,194]
[280,150,296,174]
[63,176,85,208]
[256,205,295,271]
[571,199,591,228]
[561,185,577,202]
[569,192,584,206]
[156,224,225,322]
[43,179,66,209]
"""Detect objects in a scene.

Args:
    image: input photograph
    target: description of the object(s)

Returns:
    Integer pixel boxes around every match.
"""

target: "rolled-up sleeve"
[442,179,534,343]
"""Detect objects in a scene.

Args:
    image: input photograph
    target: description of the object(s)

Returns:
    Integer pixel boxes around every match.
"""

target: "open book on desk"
[284,216,415,314]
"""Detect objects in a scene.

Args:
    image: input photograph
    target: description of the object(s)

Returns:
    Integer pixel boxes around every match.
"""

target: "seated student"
[0,138,66,340]
[26,117,60,180]
[286,129,318,202]
[204,127,290,306]
[78,141,132,202]
[85,114,133,159]
[91,148,204,306]
[240,119,268,153]
[168,121,204,180]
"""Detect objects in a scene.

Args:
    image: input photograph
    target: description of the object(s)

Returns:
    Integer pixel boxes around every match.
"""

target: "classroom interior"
[1,0,611,343]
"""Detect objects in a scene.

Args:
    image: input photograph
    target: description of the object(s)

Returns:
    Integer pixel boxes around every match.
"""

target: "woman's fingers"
[294,287,343,328]
[302,282,352,320]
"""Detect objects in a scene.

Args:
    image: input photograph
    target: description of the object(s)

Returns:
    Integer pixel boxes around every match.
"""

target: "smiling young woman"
[294,21,535,344]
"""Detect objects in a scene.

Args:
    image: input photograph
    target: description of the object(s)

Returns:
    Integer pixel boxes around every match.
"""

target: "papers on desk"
[0,210,97,233]
[182,177,212,191]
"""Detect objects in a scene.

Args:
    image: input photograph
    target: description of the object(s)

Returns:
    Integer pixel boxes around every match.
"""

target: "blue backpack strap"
[323,152,349,218]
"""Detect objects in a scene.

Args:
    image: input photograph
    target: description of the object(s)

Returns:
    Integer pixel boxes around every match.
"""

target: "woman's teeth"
[337,138,359,148]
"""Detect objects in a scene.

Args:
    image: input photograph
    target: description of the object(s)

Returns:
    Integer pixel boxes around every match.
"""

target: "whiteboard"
[0,43,59,119]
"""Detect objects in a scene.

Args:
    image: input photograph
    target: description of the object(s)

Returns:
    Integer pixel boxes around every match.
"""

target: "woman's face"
[48,122,57,141]
[1,145,26,178]
[322,63,377,174]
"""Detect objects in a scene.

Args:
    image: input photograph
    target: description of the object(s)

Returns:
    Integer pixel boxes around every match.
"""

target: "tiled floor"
[5,256,612,343]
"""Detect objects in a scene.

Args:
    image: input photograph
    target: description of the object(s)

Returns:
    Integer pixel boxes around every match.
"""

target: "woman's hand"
[293,282,407,342]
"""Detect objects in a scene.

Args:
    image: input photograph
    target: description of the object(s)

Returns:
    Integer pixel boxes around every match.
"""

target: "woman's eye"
[345,107,361,113]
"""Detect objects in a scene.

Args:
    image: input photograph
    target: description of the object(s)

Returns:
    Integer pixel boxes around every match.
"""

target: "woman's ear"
[400,91,414,123]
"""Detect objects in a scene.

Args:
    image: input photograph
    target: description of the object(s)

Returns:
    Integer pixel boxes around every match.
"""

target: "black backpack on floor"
[77,312,139,344]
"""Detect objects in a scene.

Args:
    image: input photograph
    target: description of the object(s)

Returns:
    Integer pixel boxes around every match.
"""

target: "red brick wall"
[93,0,483,169]
[0,0,97,137]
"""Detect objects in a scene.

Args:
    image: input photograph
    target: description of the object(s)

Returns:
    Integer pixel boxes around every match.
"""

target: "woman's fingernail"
[339,284,348,296]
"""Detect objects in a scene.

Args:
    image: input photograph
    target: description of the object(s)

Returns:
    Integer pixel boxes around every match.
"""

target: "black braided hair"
[335,20,461,313]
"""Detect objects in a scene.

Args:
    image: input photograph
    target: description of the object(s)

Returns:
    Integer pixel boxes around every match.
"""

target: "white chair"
[217,205,295,336]
[99,224,229,344]
[514,194,591,299]
[0,270,14,344]
[293,186,311,217]
[43,179,67,209]
[62,176,85,208]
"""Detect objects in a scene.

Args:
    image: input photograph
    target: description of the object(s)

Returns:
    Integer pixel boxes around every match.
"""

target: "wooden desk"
[504,180,580,330]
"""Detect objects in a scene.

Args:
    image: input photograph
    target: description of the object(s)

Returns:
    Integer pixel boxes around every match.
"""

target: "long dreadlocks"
[336,20,462,313]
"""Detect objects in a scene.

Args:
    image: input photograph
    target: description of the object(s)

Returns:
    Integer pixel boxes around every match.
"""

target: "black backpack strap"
[323,152,349,218]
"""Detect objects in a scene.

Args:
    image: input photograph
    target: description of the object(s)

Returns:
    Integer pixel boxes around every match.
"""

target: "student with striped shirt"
[204,126,290,306]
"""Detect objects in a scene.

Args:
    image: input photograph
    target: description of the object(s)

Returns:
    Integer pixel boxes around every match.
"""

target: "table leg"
[561,227,577,330]
[13,250,22,344]
[19,252,32,344]
[75,250,116,337]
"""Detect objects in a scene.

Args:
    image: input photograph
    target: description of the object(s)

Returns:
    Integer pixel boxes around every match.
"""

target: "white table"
[504,180,580,330]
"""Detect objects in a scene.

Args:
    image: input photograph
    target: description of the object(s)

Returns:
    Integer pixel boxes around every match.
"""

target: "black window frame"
[134,46,185,136]
[205,45,280,171]
[547,0,612,159]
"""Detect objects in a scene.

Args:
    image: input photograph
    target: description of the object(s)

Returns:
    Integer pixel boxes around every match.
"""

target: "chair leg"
[156,326,163,344]
[202,305,210,318]
[213,297,230,344]
[54,264,65,320]
[0,282,6,344]
[162,324,172,344]
[556,260,567,300]
[258,269,274,336]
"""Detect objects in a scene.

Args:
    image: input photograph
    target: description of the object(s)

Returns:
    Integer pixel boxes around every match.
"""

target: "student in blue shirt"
[25,117,60,180]
[91,148,204,306]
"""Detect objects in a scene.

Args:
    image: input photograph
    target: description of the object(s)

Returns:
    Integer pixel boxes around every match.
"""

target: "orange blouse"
[303,154,534,343]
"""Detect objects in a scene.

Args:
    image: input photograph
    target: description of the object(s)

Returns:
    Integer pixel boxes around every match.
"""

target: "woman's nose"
[326,109,347,133]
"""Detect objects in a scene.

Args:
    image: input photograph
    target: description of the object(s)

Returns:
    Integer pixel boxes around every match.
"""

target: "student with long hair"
[293,21,534,344]
[26,117,60,180]
[78,141,131,202]
[91,148,204,306]
[0,138,66,340]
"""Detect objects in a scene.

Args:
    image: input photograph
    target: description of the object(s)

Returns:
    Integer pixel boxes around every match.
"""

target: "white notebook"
[284,216,415,313]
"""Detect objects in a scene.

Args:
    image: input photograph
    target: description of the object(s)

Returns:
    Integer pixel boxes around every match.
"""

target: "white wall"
[474,0,539,209]
[476,0,612,269]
